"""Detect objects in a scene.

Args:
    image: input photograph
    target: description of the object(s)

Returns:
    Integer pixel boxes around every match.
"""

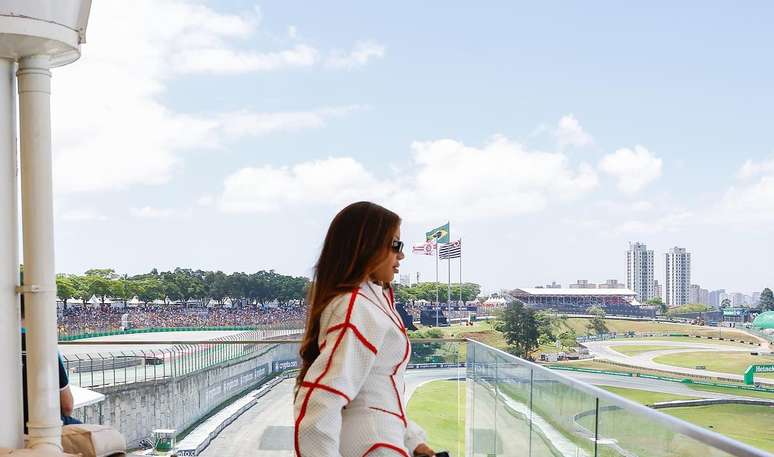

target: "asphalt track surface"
[58,329,298,356]
[201,367,465,457]
[583,339,774,385]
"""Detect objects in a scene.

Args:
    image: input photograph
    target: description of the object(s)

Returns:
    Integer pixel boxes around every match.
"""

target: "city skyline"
[47,1,774,294]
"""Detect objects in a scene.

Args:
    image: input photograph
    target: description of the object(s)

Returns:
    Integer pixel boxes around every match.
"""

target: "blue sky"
[50,1,774,295]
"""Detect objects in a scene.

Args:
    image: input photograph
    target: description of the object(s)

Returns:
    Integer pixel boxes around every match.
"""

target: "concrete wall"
[79,343,299,447]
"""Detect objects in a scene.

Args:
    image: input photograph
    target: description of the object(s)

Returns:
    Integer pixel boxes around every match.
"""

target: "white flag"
[412,241,436,256]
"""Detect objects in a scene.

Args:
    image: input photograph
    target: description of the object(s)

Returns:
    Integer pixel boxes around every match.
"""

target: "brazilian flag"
[425,223,450,243]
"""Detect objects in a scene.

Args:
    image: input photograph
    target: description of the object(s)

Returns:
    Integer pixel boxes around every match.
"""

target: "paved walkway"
[201,368,464,457]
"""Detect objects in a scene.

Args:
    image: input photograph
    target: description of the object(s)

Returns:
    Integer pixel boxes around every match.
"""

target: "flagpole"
[435,243,439,327]
[447,255,451,322]
[459,238,463,304]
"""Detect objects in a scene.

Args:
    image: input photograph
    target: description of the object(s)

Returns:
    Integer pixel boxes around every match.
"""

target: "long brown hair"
[296,201,401,386]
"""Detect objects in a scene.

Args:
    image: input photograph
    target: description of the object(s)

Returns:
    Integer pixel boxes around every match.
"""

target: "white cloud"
[60,209,109,222]
[613,211,693,234]
[721,176,774,220]
[288,25,298,39]
[737,157,774,180]
[172,44,319,74]
[51,1,369,195]
[130,206,192,220]
[196,195,215,207]
[325,41,385,69]
[555,114,593,148]
[219,157,386,213]
[714,157,774,223]
[217,106,362,138]
[218,135,598,221]
[599,145,663,194]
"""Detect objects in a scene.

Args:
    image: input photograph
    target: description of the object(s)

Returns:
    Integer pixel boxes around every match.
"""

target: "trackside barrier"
[406,362,466,369]
[548,365,774,394]
[59,324,302,341]
[175,376,285,456]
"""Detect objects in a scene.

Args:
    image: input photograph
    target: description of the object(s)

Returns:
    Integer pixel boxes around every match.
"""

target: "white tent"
[127,296,142,307]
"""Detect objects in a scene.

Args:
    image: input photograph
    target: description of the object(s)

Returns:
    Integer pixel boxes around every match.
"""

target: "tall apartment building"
[665,247,691,306]
[709,289,725,308]
[598,279,625,289]
[569,280,596,289]
[689,284,709,305]
[654,280,663,299]
[626,242,654,302]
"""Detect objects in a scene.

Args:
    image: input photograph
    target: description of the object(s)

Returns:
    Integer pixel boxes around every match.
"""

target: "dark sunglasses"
[390,240,404,253]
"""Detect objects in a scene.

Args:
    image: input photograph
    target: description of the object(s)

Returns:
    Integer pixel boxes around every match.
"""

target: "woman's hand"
[413,443,436,457]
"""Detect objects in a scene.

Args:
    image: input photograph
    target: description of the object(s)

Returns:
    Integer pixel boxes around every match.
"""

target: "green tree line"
[54,267,309,308]
[394,282,481,303]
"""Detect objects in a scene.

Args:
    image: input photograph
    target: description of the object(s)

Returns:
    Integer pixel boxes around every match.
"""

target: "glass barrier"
[466,340,771,457]
[64,337,467,455]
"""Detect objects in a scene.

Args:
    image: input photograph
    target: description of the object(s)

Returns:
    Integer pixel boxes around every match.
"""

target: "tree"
[495,301,540,359]
[558,329,578,350]
[85,275,112,304]
[759,288,774,311]
[646,297,668,315]
[136,278,164,304]
[84,268,118,279]
[586,306,608,336]
[56,275,77,309]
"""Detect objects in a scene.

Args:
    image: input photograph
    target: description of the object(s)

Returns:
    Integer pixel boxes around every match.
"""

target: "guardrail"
[60,329,303,388]
[59,322,305,341]
[467,339,771,457]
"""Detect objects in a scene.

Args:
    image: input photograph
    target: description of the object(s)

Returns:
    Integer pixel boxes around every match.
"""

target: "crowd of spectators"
[58,304,306,336]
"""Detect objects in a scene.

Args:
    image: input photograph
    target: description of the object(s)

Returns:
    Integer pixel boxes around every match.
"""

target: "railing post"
[594,397,600,457]
[528,368,533,457]
[140,350,146,382]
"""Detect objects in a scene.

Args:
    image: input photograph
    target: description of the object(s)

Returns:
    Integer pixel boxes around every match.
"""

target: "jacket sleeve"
[294,292,388,457]
[405,419,428,455]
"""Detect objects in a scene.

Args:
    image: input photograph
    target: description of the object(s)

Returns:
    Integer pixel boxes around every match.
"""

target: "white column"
[17,54,62,451]
[0,58,24,449]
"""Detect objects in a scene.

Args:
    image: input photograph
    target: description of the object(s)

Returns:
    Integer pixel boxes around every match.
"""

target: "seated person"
[20,295,82,430]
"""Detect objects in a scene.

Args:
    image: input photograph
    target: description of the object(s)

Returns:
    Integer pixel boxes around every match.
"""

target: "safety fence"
[60,329,303,388]
[548,364,774,394]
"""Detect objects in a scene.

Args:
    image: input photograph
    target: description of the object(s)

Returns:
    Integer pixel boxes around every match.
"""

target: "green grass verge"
[653,351,774,379]
[599,386,697,404]
[407,380,466,455]
[664,404,774,453]
[686,384,774,400]
[609,344,689,356]
[622,336,754,347]
[562,318,760,344]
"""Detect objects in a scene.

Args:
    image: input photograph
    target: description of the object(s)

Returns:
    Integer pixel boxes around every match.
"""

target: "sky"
[46,0,774,295]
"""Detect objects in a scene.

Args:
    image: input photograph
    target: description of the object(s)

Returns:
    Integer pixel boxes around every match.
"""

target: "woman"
[294,202,435,457]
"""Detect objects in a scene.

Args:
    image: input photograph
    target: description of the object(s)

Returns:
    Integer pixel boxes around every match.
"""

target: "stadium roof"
[513,288,637,297]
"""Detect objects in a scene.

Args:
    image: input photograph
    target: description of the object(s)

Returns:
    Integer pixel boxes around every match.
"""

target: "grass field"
[664,404,774,453]
[609,344,690,356]
[563,318,760,342]
[555,359,749,384]
[407,380,466,456]
[653,351,774,379]
[687,384,774,400]
[622,336,754,347]
[600,386,697,404]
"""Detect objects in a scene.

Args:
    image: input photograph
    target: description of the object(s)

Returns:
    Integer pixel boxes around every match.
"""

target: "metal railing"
[60,328,303,388]
[467,339,771,457]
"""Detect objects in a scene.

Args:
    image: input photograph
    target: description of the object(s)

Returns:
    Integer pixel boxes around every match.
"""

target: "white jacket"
[294,281,427,457]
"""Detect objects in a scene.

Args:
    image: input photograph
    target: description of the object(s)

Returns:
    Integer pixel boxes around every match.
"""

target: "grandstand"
[511,287,656,317]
